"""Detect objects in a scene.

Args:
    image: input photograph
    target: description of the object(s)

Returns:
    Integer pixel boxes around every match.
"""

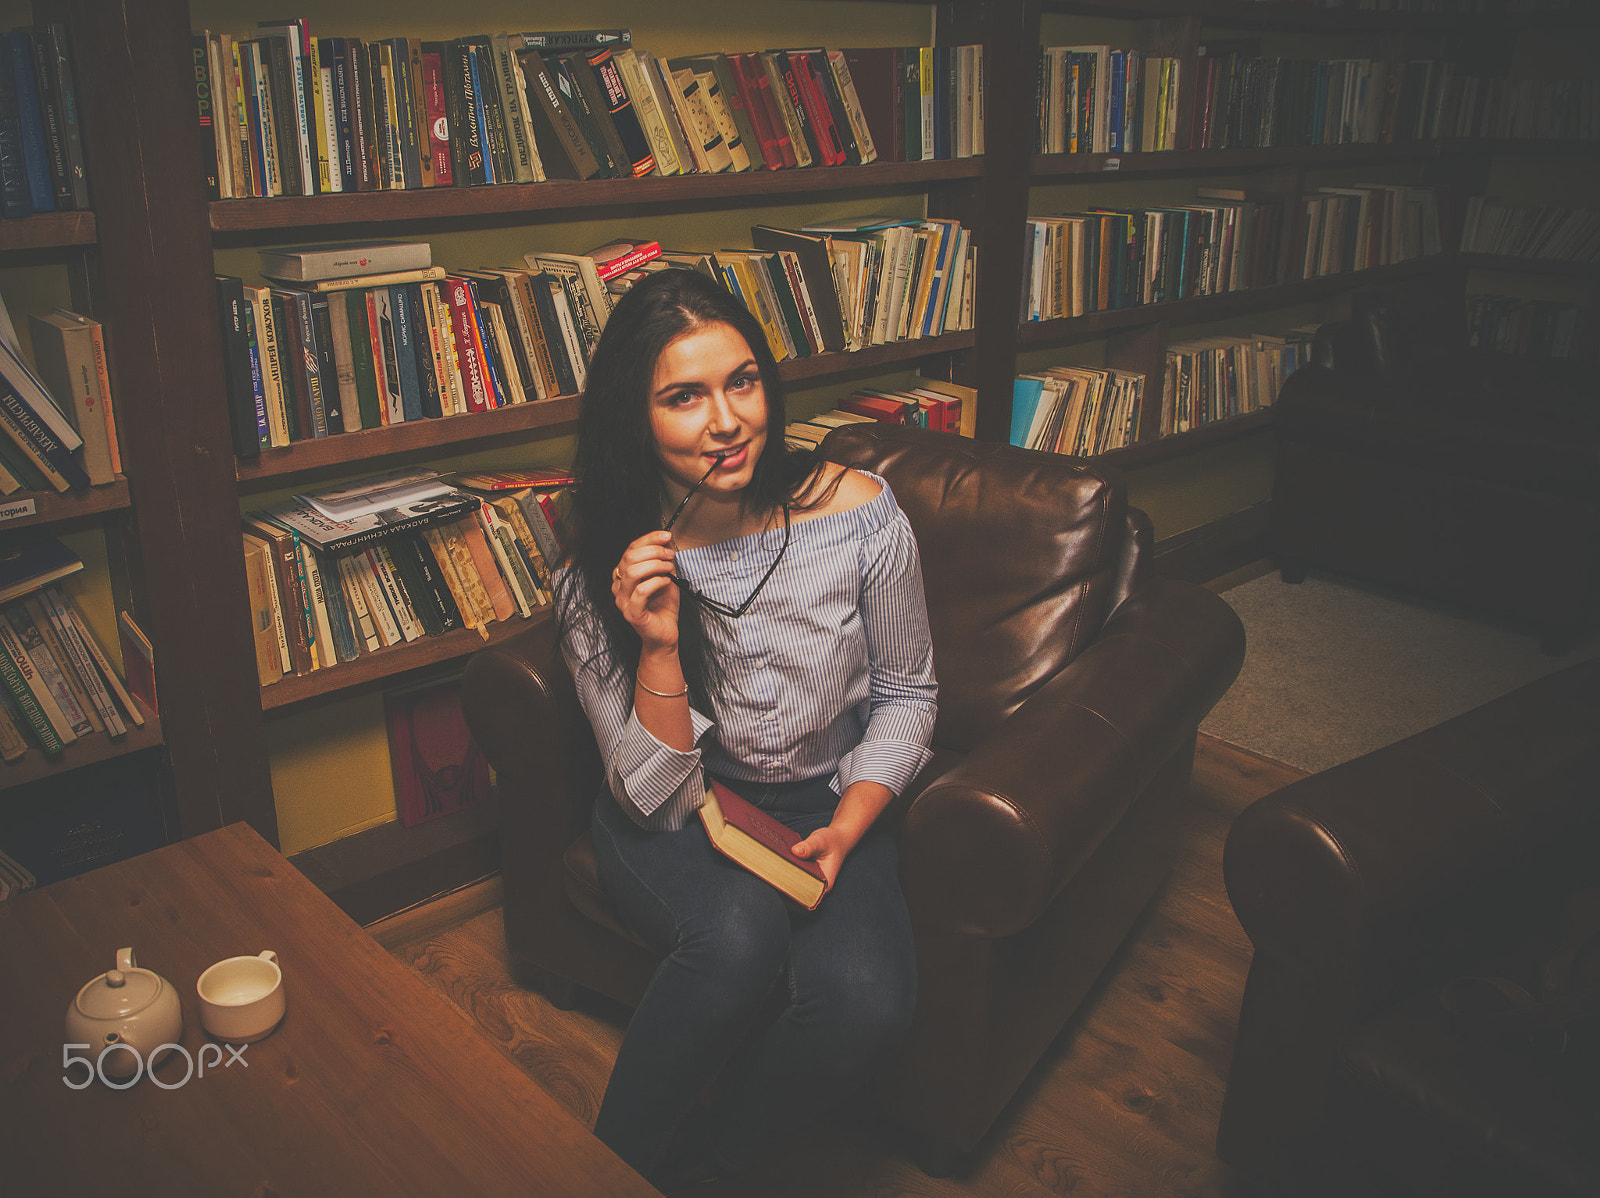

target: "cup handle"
[258,951,277,964]
[117,947,136,972]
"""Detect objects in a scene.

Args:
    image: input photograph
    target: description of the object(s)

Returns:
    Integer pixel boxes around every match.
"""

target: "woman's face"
[648,321,768,503]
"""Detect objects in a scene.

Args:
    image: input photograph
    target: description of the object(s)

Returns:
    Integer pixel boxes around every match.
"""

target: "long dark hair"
[556,267,829,710]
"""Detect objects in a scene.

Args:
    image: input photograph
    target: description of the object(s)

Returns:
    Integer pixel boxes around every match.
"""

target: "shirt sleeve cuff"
[609,707,716,820]
[834,737,934,798]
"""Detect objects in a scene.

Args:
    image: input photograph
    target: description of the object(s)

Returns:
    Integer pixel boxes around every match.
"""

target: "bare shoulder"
[793,461,882,521]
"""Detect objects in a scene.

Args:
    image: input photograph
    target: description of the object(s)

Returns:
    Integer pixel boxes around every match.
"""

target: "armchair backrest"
[818,423,1145,753]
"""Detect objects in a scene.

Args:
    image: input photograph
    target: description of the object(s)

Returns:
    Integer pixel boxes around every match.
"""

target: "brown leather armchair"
[461,423,1245,1172]
[1218,658,1600,1197]
[1270,289,1600,654]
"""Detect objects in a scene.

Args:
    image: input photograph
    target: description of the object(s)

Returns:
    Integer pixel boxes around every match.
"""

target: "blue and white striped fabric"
[559,471,938,832]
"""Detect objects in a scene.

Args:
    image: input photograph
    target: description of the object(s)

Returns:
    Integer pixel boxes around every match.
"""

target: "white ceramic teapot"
[64,947,184,1080]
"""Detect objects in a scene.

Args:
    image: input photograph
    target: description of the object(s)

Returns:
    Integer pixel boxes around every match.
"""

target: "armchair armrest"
[901,578,1244,938]
[461,618,598,848]
[1224,660,1600,1010]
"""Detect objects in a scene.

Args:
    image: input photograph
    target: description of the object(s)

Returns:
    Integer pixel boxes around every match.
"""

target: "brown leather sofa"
[1269,290,1600,654]
[461,423,1245,1172]
[1218,657,1600,1197]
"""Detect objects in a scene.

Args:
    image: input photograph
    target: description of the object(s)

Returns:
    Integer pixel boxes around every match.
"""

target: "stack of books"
[1023,190,1285,320]
[240,467,571,684]
[0,24,90,217]
[0,294,120,494]
[1157,330,1316,437]
[1011,367,1146,457]
[191,24,986,199]
[784,376,973,447]
[0,547,146,760]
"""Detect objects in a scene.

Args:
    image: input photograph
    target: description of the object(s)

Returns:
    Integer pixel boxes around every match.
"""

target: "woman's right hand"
[612,531,680,650]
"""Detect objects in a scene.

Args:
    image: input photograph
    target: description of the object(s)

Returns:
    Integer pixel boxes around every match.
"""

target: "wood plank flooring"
[370,736,1306,1197]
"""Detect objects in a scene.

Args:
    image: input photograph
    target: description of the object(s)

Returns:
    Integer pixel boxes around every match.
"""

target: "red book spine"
[443,277,493,413]
[594,242,663,281]
[421,49,454,185]
[791,54,846,166]
[364,290,391,425]
[839,393,909,423]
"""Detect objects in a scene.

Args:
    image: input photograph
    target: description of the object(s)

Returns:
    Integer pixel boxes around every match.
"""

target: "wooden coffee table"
[0,823,659,1196]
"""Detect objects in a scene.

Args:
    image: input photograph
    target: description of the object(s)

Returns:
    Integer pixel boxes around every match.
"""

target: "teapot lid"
[75,950,163,1020]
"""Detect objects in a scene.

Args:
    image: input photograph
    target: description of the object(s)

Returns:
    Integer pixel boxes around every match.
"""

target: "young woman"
[554,267,937,1185]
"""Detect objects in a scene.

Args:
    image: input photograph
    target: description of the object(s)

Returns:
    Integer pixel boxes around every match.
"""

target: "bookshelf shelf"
[1015,257,1447,349]
[1032,142,1455,180]
[0,212,96,252]
[235,397,582,489]
[0,478,132,531]
[1458,253,1600,279]
[779,331,978,382]
[207,159,985,235]
[1100,407,1275,469]
[0,710,162,795]
[260,607,550,712]
[1040,0,1594,33]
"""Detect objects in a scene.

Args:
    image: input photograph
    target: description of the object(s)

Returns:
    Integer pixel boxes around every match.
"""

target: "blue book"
[387,285,424,423]
[8,35,51,212]
[1010,377,1044,448]
[468,45,495,183]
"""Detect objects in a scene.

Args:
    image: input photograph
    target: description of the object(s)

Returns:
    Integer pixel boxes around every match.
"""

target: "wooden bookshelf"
[37,0,1585,888]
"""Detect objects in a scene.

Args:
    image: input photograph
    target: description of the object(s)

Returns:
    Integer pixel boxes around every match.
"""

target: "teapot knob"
[105,971,126,988]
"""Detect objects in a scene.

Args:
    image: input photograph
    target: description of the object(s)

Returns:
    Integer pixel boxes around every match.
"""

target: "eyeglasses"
[676,505,790,618]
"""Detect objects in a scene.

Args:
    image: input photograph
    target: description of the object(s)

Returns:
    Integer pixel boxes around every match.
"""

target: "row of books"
[192,22,986,200]
[1465,295,1599,362]
[239,469,571,683]
[215,248,614,456]
[0,295,120,494]
[1022,191,1288,321]
[1180,53,1589,154]
[0,24,89,218]
[0,578,147,761]
[1011,367,1146,457]
[1158,330,1316,438]
[1298,184,1442,279]
[1035,47,1186,155]
[1460,198,1600,264]
[782,376,974,449]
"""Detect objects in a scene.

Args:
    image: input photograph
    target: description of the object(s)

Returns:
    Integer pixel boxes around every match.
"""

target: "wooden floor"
[370,735,1305,1197]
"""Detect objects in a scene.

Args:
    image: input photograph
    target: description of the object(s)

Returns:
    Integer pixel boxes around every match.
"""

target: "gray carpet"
[1200,572,1600,775]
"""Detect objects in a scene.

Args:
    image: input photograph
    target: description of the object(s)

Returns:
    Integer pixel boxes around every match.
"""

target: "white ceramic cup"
[196,950,285,1043]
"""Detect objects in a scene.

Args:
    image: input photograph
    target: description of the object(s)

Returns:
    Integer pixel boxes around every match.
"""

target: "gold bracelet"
[635,678,689,699]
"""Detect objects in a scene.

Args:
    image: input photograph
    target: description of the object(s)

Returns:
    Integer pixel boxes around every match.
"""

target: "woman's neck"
[667,489,780,550]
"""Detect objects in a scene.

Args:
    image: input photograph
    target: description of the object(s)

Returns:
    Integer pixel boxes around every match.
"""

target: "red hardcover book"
[733,52,796,168]
[726,52,782,169]
[698,777,826,909]
[839,392,910,423]
[384,676,491,828]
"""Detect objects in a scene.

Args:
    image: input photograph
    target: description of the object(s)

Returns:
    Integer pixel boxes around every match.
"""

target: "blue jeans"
[590,774,917,1178]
